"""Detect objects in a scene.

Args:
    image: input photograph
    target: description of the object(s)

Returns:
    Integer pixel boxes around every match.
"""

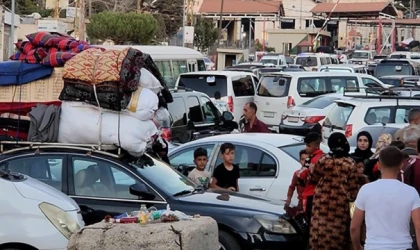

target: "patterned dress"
[309,154,361,250]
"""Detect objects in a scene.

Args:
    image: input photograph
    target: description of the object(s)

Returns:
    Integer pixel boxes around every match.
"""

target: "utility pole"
[54,0,60,19]
[9,0,15,58]
[78,0,85,41]
[182,0,186,47]
[88,0,92,18]
[248,18,252,52]
[216,0,224,47]
[136,0,141,13]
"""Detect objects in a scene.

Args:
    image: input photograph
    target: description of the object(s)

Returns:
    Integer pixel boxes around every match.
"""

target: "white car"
[168,133,329,205]
[321,95,420,143]
[318,64,368,74]
[203,57,215,71]
[0,170,84,250]
[280,93,356,136]
[254,72,390,132]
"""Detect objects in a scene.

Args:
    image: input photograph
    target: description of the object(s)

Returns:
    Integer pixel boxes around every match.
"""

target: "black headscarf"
[328,132,350,158]
[351,131,374,161]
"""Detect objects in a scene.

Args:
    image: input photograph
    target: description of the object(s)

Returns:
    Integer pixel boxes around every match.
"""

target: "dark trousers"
[305,195,314,243]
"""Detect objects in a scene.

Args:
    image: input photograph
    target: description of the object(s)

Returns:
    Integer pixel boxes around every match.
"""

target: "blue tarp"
[0,61,54,86]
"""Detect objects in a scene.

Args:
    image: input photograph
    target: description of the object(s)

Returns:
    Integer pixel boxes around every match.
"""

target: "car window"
[396,108,410,123]
[155,60,173,87]
[375,64,413,77]
[329,77,359,93]
[232,75,255,97]
[197,59,207,71]
[378,78,400,87]
[172,60,188,76]
[200,96,217,123]
[214,145,277,177]
[348,126,401,147]
[71,157,158,200]
[300,95,339,109]
[297,77,330,97]
[390,54,407,59]
[257,75,291,97]
[0,156,63,191]
[178,75,228,97]
[168,97,187,127]
[364,107,391,125]
[296,57,317,67]
[323,103,355,130]
[169,144,215,167]
[187,96,204,123]
[280,143,330,161]
[362,77,383,88]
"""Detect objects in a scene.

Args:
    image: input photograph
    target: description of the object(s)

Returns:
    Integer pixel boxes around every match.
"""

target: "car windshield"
[257,75,291,97]
[295,57,317,67]
[131,158,195,196]
[261,58,278,65]
[348,126,401,147]
[280,143,330,161]
[389,54,407,59]
[300,96,340,109]
[379,78,401,87]
[353,52,369,59]
[204,57,212,63]
[375,64,413,77]
[178,75,228,97]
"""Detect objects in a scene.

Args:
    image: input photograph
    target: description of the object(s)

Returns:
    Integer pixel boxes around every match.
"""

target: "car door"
[0,154,66,192]
[230,75,255,121]
[68,155,167,225]
[212,144,277,198]
[168,144,217,176]
[168,96,189,143]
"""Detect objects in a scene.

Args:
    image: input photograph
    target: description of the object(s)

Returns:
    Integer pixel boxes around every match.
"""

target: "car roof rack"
[171,86,194,92]
[0,141,122,158]
[343,87,420,105]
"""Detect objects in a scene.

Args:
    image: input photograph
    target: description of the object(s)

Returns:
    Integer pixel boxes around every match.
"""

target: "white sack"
[58,101,158,157]
[121,87,159,121]
[154,107,170,126]
[139,68,163,94]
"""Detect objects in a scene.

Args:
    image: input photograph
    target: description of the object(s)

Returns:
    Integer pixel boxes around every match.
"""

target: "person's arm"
[235,179,239,192]
[286,173,298,205]
[350,188,366,250]
[411,189,420,245]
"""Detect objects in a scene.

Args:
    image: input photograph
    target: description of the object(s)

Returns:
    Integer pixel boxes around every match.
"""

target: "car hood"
[177,189,286,215]
[14,176,80,211]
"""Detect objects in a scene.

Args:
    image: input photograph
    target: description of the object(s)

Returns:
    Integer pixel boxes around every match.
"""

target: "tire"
[219,230,241,250]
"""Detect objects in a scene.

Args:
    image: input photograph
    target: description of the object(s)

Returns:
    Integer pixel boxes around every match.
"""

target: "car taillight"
[302,116,325,124]
[227,96,234,112]
[161,127,172,142]
[345,124,353,138]
[287,96,295,109]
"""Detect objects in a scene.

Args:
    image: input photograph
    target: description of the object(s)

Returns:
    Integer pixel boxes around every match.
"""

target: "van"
[175,71,258,122]
[294,53,333,71]
[389,52,420,61]
[254,72,389,132]
[349,50,376,65]
[318,64,368,74]
[260,53,291,67]
[375,59,420,77]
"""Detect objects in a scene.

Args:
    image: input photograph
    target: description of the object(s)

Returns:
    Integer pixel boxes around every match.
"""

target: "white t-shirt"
[355,179,420,250]
[187,168,211,186]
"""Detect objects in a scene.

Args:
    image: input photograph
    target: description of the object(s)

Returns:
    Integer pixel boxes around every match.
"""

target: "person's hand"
[284,200,291,207]
[227,187,236,191]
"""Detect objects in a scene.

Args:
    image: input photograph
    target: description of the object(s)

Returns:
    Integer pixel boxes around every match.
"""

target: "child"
[188,147,212,187]
[213,91,228,113]
[285,149,308,209]
[210,143,240,191]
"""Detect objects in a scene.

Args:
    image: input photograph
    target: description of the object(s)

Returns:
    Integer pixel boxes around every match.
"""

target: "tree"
[86,12,158,44]
[148,0,183,37]
[152,13,167,43]
[194,17,217,51]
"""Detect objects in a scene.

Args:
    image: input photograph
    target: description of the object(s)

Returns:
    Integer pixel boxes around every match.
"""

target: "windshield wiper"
[173,189,194,197]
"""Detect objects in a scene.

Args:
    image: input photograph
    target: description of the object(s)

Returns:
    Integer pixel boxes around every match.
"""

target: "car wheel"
[219,230,241,250]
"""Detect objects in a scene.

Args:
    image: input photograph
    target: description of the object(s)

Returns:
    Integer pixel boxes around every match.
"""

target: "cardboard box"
[0,68,64,102]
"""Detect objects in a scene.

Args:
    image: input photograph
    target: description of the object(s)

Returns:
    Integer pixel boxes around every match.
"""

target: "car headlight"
[255,215,296,234]
[39,202,81,239]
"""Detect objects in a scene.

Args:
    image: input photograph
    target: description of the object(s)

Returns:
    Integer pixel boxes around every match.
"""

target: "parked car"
[168,133,329,205]
[374,59,420,77]
[204,57,215,71]
[389,52,420,61]
[175,71,258,123]
[294,53,333,71]
[321,94,420,143]
[165,88,238,143]
[318,64,368,74]
[0,142,308,250]
[348,123,407,150]
[260,53,290,67]
[0,168,84,250]
[348,50,376,65]
[254,72,389,132]
[279,93,357,136]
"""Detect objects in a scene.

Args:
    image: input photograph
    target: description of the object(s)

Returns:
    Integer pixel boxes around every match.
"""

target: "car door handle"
[250,187,266,191]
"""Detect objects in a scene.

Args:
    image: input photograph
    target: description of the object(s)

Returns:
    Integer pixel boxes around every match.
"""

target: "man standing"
[242,102,271,133]
[394,109,420,141]
[351,146,420,250]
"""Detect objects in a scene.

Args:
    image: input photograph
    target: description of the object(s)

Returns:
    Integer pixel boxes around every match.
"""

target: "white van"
[100,45,207,88]
[318,64,368,74]
[254,72,389,132]
[175,71,258,122]
[0,170,84,250]
[260,53,292,66]
[349,50,376,65]
[389,52,420,61]
[294,53,333,71]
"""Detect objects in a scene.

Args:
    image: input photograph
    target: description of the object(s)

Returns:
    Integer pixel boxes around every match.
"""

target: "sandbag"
[58,101,158,156]
[139,68,163,94]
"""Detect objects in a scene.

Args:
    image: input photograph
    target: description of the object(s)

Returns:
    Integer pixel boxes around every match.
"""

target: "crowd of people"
[286,109,420,250]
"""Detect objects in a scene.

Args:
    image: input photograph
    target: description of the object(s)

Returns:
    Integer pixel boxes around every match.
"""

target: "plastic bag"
[161,204,179,222]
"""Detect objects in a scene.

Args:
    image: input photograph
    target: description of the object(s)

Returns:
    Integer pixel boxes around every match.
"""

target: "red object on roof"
[199,0,284,14]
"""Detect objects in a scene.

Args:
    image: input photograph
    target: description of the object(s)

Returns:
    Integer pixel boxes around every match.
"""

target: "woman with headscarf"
[309,132,361,250]
[364,133,393,182]
[351,131,374,162]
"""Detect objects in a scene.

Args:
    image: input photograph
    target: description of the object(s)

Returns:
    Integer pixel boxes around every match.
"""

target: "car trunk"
[321,102,355,143]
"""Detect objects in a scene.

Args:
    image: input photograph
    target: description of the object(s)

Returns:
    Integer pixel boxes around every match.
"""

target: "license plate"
[264,112,275,118]
[288,117,299,123]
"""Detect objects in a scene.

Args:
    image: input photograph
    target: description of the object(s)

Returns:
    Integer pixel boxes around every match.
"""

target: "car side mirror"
[222,111,234,122]
[129,183,155,200]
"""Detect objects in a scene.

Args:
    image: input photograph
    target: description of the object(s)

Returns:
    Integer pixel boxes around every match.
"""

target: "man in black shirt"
[210,143,240,191]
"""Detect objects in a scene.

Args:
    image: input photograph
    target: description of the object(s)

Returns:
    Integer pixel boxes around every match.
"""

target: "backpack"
[397,157,420,189]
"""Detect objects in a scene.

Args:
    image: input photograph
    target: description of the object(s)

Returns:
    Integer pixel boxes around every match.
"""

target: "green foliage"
[151,0,183,37]
[86,12,158,44]
[153,13,167,42]
[194,16,217,51]
[255,40,275,52]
